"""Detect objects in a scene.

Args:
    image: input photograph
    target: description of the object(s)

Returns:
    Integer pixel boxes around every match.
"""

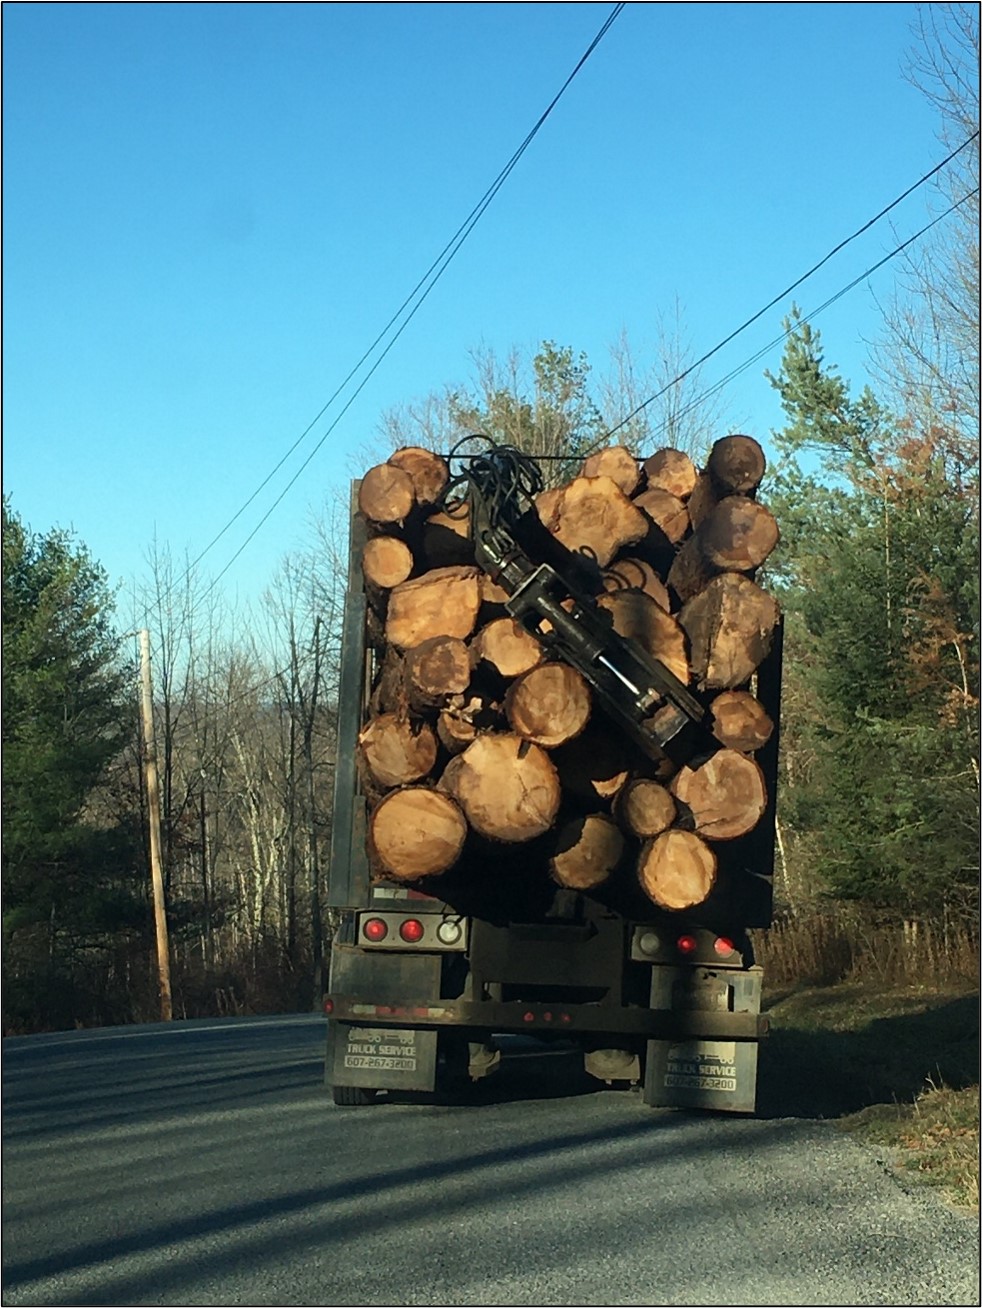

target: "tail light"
[362,918,388,942]
[399,918,425,943]
[676,934,698,956]
[714,936,738,958]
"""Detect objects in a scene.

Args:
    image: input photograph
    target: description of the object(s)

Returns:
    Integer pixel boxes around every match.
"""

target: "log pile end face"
[353,434,779,908]
[549,475,649,567]
[550,814,625,890]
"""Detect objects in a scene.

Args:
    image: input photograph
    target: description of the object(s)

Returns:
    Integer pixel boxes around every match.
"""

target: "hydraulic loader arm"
[450,441,717,768]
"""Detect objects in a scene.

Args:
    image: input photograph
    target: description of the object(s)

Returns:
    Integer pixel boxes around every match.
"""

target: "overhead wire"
[177,3,625,605]
[625,187,979,457]
[588,130,979,455]
[207,185,978,715]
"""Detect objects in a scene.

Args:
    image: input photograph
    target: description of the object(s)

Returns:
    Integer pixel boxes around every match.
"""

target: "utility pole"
[139,629,173,1021]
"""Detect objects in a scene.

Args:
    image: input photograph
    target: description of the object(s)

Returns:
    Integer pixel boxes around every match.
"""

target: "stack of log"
[354,437,780,915]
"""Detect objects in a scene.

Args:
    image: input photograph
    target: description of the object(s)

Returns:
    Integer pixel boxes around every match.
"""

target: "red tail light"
[714,936,737,957]
[399,918,425,943]
[676,934,698,956]
[363,918,388,942]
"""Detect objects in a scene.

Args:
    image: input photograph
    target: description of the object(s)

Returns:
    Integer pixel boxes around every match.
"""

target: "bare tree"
[872,3,979,482]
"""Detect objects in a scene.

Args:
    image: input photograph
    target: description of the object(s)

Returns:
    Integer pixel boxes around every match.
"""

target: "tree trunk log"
[436,695,503,754]
[404,636,471,712]
[385,565,482,649]
[358,463,416,525]
[602,557,670,611]
[550,814,624,889]
[369,788,467,880]
[686,436,767,529]
[388,446,449,507]
[358,714,438,789]
[553,721,632,803]
[668,496,779,601]
[613,777,677,838]
[634,488,690,545]
[581,446,642,496]
[707,434,766,495]
[680,573,780,689]
[709,690,774,753]
[670,748,767,840]
[471,616,544,679]
[504,663,592,748]
[421,502,474,568]
[442,733,561,842]
[362,535,414,590]
[541,475,649,567]
[642,448,698,500]
[596,590,690,686]
[637,830,718,910]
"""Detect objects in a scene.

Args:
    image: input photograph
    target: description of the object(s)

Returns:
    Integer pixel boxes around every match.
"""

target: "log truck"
[324,440,781,1111]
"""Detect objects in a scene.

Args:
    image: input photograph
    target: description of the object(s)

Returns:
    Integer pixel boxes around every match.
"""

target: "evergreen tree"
[765,316,979,917]
[2,500,144,1029]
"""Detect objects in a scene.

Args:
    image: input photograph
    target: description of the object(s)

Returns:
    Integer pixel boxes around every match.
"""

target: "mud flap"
[327,1021,438,1092]
[642,966,762,1113]
[326,943,441,1093]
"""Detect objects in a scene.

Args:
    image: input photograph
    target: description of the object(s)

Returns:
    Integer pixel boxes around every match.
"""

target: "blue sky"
[2,2,952,617]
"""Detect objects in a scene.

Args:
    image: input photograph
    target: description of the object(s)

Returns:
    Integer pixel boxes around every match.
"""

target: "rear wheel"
[331,1084,379,1106]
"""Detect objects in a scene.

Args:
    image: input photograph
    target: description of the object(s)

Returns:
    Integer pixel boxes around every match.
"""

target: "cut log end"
[358,714,438,790]
[362,535,414,590]
[444,733,561,843]
[505,663,592,748]
[358,463,416,525]
[385,565,482,650]
[387,446,449,507]
[670,749,767,841]
[637,830,717,910]
[550,814,624,890]
[614,777,677,838]
[370,788,467,880]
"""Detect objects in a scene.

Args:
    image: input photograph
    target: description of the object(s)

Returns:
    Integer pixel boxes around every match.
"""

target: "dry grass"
[844,1083,980,1214]
[752,909,980,989]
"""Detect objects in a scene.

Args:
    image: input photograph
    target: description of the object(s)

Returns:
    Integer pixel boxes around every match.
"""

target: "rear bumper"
[325,993,768,1041]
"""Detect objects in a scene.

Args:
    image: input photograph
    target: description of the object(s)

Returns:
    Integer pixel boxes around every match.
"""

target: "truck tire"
[331,1084,379,1107]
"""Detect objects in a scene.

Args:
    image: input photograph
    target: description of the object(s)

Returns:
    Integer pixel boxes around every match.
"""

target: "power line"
[159,187,978,712]
[180,3,625,602]
[591,130,980,455]
[632,187,979,456]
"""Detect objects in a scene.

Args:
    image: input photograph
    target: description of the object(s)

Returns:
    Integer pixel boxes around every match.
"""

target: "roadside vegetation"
[756,912,979,1213]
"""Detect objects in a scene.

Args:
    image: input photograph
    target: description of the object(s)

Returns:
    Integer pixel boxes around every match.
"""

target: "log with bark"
[351,434,781,916]
[668,495,779,602]
[637,829,718,910]
[680,573,780,690]
[362,535,414,590]
[687,434,766,527]
[369,787,468,880]
[357,713,438,790]
[385,565,482,649]
[504,663,592,748]
[441,732,562,842]
[539,475,649,567]
[670,749,767,841]
[709,690,774,753]
[550,814,624,889]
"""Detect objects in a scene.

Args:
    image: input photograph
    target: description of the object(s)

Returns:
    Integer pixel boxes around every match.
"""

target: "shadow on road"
[756,992,979,1119]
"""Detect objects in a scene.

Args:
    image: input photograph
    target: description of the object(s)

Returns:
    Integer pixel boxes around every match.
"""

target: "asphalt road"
[2,1015,978,1307]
